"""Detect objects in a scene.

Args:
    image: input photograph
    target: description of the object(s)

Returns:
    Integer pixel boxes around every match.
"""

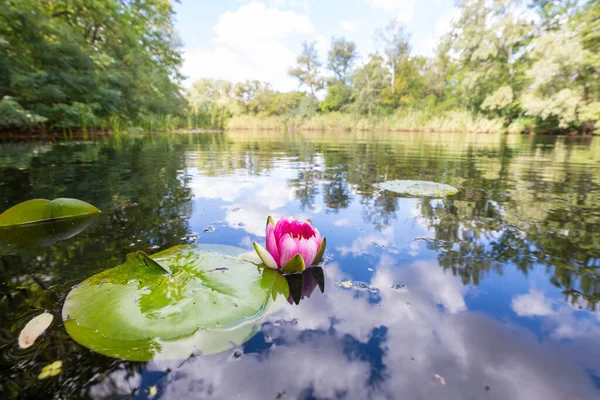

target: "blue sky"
[173,0,459,91]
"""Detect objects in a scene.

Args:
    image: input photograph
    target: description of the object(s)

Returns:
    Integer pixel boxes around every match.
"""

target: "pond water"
[1,131,600,399]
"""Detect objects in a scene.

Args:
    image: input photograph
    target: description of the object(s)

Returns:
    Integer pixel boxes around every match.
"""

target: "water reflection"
[1,132,600,399]
[286,267,325,305]
[90,259,600,399]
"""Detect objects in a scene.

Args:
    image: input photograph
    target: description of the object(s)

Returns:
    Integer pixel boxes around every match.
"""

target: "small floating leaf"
[376,180,458,197]
[435,374,447,385]
[148,386,158,398]
[339,280,353,289]
[0,198,100,247]
[38,361,62,380]
[18,312,53,349]
[62,245,289,361]
[0,198,100,227]
[0,213,99,247]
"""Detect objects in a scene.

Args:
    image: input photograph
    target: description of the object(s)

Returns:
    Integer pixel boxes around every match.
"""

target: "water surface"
[1,131,600,399]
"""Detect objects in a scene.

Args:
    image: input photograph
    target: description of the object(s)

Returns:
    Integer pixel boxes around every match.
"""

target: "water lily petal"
[297,237,318,266]
[253,242,278,270]
[274,217,293,240]
[266,223,280,265]
[301,221,316,239]
[313,237,327,265]
[289,220,304,237]
[279,235,299,267]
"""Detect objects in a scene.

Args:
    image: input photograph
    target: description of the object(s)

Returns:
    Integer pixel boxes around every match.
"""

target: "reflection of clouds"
[228,181,294,237]
[512,288,600,340]
[189,172,255,203]
[91,258,600,399]
[412,260,467,314]
[188,169,298,237]
[336,226,397,257]
[512,290,554,316]
[222,182,295,237]
[334,218,352,227]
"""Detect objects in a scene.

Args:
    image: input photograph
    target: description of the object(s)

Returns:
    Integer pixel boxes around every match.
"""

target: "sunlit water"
[1,131,600,399]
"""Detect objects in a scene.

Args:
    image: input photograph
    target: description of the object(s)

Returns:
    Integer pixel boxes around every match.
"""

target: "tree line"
[0,0,185,132]
[190,0,600,134]
[0,0,598,134]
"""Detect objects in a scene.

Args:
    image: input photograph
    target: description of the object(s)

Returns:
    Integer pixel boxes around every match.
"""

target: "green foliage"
[0,0,185,132]
[289,41,325,95]
[195,0,598,134]
[327,37,358,84]
[0,97,46,130]
[4,0,596,134]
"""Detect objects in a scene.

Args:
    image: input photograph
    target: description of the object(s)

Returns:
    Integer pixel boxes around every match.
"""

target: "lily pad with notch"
[62,244,289,361]
[376,180,458,197]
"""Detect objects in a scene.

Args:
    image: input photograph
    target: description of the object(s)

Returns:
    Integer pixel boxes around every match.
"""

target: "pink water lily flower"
[253,216,326,273]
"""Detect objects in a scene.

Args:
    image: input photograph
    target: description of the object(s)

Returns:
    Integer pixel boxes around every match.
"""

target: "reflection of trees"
[416,137,600,310]
[0,134,193,398]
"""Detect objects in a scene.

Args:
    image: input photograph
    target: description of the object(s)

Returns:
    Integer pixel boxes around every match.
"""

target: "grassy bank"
[226,111,506,134]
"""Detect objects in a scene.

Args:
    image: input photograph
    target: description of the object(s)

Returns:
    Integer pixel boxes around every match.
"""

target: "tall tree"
[376,18,411,94]
[327,37,358,84]
[450,0,532,115]
[289,41,324,95]
[0,0,185,130]
[349,55,389,115]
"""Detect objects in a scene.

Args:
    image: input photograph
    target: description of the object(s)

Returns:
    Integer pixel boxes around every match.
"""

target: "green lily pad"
[376,180,458,197]
[62,245,288,361]
[0,198,100,227]
[0,213,99,247]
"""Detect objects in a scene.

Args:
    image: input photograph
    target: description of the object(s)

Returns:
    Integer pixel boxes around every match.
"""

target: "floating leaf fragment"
[339,280,353,289]
[148,386,158,398]
[38,361,62,380]
[376,180,458,197]
[435,374,447,385]
[18,312,53,349]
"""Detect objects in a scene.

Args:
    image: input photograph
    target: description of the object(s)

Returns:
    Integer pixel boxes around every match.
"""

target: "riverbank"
[227,112,508,134]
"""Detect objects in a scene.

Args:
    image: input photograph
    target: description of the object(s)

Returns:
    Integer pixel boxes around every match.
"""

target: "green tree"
[348,55,389,115]
[0,0,185,131]
[327,37,358,84]
[376,18,411,95]
[289,41,325,96]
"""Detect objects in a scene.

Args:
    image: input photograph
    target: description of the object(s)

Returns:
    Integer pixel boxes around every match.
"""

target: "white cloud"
[340,20,360,32]
[336,226,397,257]
[334,218,352,227]
[314,34,330,57]
[367,0,415,23]
[188,173,255,203]
[511,290,554,317]
[270,0,311,11]
[182,3,316,91]
[418,8,460,57]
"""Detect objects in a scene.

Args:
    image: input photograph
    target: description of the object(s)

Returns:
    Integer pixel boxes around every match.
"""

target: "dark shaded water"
[1,131,600,400]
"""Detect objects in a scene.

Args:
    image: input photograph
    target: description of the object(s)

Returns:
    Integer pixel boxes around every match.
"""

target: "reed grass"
[226,111,505,134]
